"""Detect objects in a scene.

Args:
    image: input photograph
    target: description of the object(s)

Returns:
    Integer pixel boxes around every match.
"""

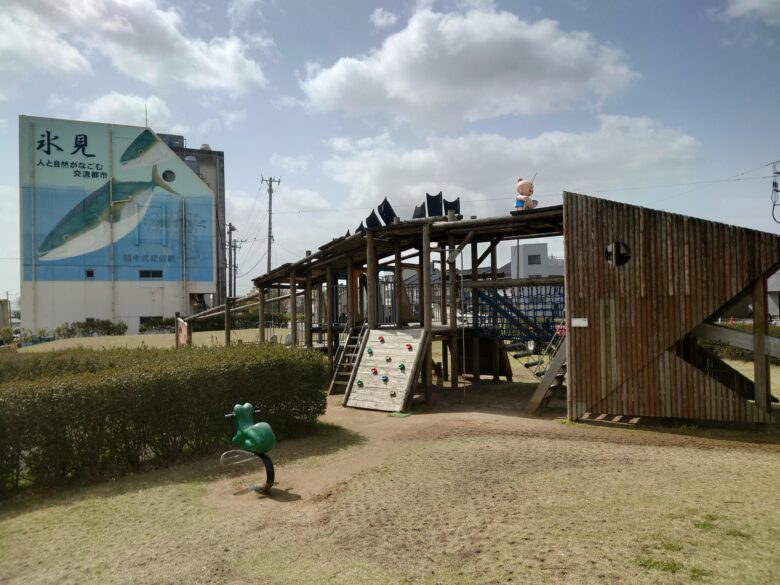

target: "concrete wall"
[21,279,214,334]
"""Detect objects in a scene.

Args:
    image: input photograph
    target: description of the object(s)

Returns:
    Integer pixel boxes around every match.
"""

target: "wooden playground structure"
[179,192,780,425]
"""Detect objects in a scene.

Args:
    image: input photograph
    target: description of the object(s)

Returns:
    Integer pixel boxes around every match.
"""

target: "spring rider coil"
[220,403,276,495]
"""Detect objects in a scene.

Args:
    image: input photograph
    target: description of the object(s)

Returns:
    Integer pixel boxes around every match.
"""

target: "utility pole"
[260,176,281,274]
[227,222,236,298]
[232,239,246,298]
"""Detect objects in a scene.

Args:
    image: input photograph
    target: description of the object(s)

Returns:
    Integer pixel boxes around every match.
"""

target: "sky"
[1,0,779,304]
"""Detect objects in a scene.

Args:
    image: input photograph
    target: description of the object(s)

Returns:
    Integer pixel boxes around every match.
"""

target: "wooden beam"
[692,323,780,358]
[347,255,356,322]
[304,266,313,348]
[462,276,565,289]
[224,296,232,347]
[422,224,433,395]
[477,238,501,266]
[289,270,297,346]
[439,246,447,326]
[394,239,404,328]
[326,264,334,373]
[366,231,377,328]
[258,288,265,344]
[448,233,459,389]
[754,275,771,412]
[471,241,480,381]
[491,246,499,383]
[447,230,475,264]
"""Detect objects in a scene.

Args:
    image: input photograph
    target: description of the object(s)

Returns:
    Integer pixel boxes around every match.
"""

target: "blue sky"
[1,0,778,302]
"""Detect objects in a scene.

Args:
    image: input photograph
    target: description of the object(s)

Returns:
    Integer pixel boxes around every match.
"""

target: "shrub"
[53,320,128,338]
[0,344,328,493]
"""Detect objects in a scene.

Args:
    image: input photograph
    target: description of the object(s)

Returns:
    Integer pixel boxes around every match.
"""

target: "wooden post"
[304,262,313,348]
[326,264,334,373]
[290,270,297,346]
[422,224,433,395]
[471,242,480,381]
[366,231,377,328]
[440,247,447,326]
[491,246,499,383]
[174,311,180,349]
[258,289,266,344]
[448,234,459,389]
[317,284,324,343]
[224,296,232,347]
[347,255,356,322]
[754,275,770,412]
[394,239,404,328]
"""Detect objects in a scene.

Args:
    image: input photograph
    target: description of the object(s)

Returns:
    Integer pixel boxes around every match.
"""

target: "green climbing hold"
[398,362,406,371]
[357,379,364,387]
[231,403,276,454]
[367,348,373,355]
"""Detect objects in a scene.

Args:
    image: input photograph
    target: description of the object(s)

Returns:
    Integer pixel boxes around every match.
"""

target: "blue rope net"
[474,285,564,343]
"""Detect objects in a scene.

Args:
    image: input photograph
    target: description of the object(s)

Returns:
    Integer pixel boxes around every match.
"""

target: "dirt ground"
[2,373,780,584]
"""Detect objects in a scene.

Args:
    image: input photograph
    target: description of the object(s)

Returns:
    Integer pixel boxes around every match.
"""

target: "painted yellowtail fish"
[38,165,178,261]
[120,128,171,168]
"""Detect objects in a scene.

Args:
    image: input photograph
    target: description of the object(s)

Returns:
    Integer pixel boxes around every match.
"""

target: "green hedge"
[0,344,328,492]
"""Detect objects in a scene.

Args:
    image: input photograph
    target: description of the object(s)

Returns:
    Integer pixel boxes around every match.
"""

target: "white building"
[510,242,564,279]
[19,116,223,334]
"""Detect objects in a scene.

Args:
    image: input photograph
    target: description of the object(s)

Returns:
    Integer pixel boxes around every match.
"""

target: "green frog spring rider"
[220,403,276,494]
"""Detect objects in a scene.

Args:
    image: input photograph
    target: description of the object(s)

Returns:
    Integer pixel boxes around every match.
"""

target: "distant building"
[510,242,564,279]
[158,134,226,305]
[19,116,225,334]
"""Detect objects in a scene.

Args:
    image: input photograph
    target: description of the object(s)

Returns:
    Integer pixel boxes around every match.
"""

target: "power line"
[260,176,281,274]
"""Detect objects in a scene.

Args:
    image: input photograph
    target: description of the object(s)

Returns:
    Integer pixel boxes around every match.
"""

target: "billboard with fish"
[20,116,214,284]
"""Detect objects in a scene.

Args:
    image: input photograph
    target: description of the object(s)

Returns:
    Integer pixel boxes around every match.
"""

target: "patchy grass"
[635,555,684,573]
[1,394,780,584]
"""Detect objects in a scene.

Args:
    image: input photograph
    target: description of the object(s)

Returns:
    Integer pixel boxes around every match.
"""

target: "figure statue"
[515,176,538,212]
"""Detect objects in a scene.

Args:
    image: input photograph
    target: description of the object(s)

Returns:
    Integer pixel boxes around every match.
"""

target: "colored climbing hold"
[367,347,373,355]
[390,390,397,397]
[405,343,412,350]
[378,335,385,343]
[381,374,389,382]
[370,367,378,375]
[356,379,364,387]
[398,362,405,371]
[385,355,392,362]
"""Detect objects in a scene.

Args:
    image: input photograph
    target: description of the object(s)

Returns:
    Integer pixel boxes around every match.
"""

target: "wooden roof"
[252,205,564,287]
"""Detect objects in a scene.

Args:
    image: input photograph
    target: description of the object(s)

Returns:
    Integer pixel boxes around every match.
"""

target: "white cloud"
[269,155,310,173]
[301,5,638,125]
[77,92,172,127]
[0,185,20,299]
[223,109,247,129]
[0,0,267,98]
[228,0,264,30]
[714,0,780,27]
[322,115,700,216]
[370,8,398,28]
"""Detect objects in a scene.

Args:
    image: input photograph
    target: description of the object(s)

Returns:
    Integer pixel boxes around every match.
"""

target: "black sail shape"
[412,202,426,219]
[426,192,443,217]
[443,197,461,215]
[377,197,398,225]
[365,210,382,228]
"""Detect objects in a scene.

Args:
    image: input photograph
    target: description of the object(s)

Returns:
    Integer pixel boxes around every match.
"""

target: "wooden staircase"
[525,323,567,414]
[328,321,367,395]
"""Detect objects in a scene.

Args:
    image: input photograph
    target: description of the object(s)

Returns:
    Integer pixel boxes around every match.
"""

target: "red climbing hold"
[378,336,385,343]
[370,367,378,375]
[405,343,412,350]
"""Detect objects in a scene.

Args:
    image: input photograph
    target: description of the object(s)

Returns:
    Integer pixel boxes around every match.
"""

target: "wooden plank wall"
[563,192,780,423]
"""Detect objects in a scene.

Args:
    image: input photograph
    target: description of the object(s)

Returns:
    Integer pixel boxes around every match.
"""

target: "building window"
[139,270,163,279]
[528,254,542,265]
[85,269,95,279]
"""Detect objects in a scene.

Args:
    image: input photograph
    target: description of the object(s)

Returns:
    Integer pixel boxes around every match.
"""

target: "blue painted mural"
[20,117,214,283]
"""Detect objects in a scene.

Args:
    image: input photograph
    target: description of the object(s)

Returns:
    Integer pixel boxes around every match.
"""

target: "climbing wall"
[344,328,425,412]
